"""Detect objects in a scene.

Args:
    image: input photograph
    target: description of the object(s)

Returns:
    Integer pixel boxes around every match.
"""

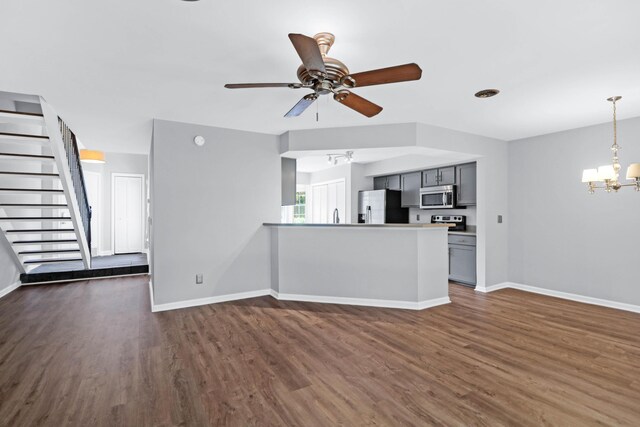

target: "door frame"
[111,173,145,254]
[83,170,102,255]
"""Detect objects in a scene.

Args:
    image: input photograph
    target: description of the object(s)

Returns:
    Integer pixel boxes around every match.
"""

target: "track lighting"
[325,151,354,166]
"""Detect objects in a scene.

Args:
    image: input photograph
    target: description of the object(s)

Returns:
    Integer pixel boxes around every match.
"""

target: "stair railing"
[40,97,92,269]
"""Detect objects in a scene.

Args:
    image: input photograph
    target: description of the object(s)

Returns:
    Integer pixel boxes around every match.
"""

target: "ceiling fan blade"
[343,63,422,88]
[225,83,302,89]
[288,34,327,77]
[333,91,382,118]
[284,94,318,117]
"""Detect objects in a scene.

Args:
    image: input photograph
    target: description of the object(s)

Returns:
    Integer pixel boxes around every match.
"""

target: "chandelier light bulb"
[581,96,639,194]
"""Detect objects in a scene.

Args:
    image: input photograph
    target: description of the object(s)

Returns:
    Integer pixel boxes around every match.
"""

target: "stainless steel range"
[431,215,466,231]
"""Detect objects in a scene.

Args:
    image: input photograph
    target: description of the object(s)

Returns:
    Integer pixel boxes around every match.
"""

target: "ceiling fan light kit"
[581,96,640,193]
[225,32,422,118]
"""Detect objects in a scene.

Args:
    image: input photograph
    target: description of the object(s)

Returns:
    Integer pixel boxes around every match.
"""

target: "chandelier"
[582,96,640,193]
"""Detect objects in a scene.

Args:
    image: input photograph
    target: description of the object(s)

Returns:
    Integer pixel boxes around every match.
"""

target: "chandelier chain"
[613,97,618,149]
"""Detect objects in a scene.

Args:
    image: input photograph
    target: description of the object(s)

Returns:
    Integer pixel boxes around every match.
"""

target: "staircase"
[0,90,91,274]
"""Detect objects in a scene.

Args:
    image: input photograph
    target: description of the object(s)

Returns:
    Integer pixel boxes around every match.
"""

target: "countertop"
[264,223,452,229]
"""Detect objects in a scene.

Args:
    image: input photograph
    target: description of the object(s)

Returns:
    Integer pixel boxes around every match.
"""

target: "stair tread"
[0,171,59,177]
[0,109,44,117]
[24,258,83,264]
[0,188,64,192]
[19,249,81,255]
[1,217,72,220]
[0,204,68,207]
[0,132,48,139]
[12,239,78,244]
[0,152,54,159]
[6,229,75,233]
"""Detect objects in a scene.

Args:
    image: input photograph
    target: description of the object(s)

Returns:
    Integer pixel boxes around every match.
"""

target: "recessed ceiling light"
[475,89,500,98]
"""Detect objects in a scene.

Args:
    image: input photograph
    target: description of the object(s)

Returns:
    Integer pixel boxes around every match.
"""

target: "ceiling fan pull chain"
[316,98,319,122]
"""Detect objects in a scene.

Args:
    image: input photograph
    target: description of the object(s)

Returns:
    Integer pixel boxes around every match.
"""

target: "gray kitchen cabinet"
[387,174,401,190]
[400,171,421,207]
[438,167,456,185]
[374,174,401,191]
[373,176,387,190]
[456,162,477,206]
[422,167,455,187]
[281,157,297,206]
[422,169,439,187]
[448,234,476,286]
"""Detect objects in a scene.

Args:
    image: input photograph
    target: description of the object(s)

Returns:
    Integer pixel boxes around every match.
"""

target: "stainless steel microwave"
[419,185,456,209]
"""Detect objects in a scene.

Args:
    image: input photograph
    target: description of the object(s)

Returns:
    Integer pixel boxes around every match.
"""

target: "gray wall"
[281,123,509,289]
[0,242,20,294]
[151,119,281,305]
[508,117,640,305]
[83,152,149,255]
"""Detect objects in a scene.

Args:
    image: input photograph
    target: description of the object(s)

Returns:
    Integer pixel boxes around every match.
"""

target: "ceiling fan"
[224,32,422,118]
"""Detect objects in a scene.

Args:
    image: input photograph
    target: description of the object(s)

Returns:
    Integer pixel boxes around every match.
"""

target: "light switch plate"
[416,214,420,221]
[196,274,203,284]
[497,215,503,224]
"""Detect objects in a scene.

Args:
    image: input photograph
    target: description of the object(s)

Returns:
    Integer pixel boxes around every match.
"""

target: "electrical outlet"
[416,214,420,221]
[196,274,203,284]
[497,215,503,224]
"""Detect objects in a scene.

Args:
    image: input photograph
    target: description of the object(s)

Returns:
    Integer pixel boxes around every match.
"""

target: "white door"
[311,185,328,223]
[113,174,144,254]
[84,171,101,254]
[311,180,346,224]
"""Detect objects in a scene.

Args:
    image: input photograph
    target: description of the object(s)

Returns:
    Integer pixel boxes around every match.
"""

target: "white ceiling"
[2,0,640,154]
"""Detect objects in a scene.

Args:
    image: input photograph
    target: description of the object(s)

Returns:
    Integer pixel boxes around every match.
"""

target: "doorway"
[111,173,145,254]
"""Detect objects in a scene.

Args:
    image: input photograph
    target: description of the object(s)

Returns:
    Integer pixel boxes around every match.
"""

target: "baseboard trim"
[151,288,272,313]
[474,282,513,293]
[477,281,640,314]
[151,286,451,313]
[271,290,450,311]
[0,280,21,299]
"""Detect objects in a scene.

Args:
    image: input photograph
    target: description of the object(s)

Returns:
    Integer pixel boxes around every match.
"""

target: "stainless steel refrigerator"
[357,190,409,224]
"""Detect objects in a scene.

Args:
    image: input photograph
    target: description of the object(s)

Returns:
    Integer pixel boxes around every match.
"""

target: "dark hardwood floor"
[1,277,639,426]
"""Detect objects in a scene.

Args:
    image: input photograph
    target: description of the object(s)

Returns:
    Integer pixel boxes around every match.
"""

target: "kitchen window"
[293,191,306,223]
[280,187,308,223]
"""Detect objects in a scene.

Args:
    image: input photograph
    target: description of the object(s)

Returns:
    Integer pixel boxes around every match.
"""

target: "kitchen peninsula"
[265,223,451,310]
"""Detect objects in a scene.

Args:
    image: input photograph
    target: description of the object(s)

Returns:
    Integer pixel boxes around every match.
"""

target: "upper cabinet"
[281,158,297,206]
[374,161,476,207]
[422,169,439,187]
[438,167,456,185]
[374,174,401,191]
[400,172,421,207]
[456,162,476,206]
[422,166,455,187]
